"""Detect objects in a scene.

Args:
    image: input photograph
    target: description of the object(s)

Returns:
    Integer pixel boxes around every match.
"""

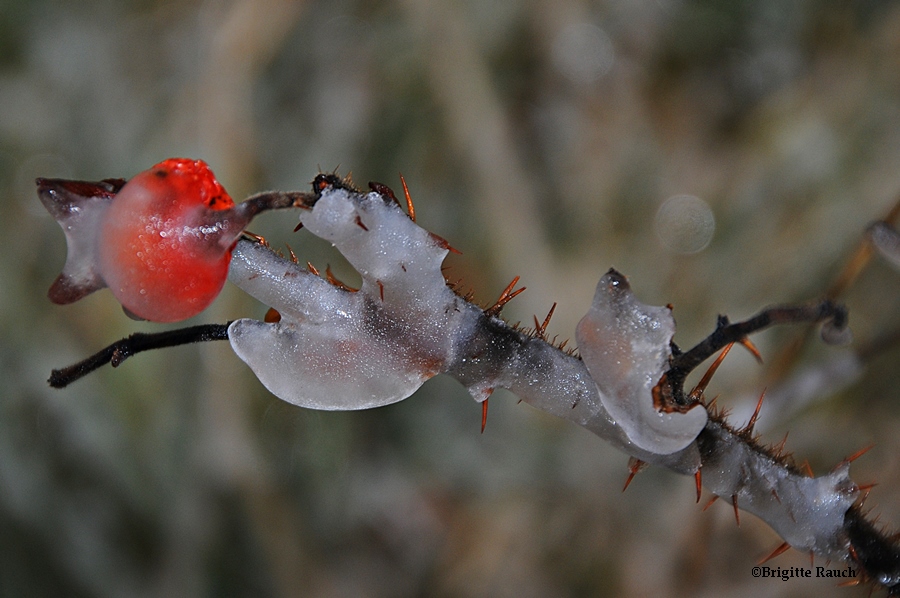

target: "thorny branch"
[45,175,900,594]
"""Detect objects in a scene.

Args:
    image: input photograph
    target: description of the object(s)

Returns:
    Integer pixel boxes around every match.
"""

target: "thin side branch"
[49,323,231,388]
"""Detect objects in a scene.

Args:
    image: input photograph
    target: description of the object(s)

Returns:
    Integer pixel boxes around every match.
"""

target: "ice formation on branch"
[41,167,900,592]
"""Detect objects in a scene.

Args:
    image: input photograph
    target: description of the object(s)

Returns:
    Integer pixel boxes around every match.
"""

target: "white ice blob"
[575,270,707,454]
[227,187,478,410]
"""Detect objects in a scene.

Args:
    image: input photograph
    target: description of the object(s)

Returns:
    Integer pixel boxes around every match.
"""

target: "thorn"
[533,303,557,340]
[399,173,416,222]
[702,495,719,511]
[694,470,702,503]
[485,276,526,317]
[294,221,304,232]
[243,231,269,247]
[837,579,861,588]
[355,215,369,231]
[325,265,358,292]
[428,232,462,254]
[264,308,281,323]
[743,389,767,436]
[758,542,791,565]
[689,343,733,401]
[731,495,741,526]
[557,339,568,351]
[738,338,764,363]
[622,458,646,492]
[836,443,874,470]
[481,398,489,433]
[306,262,320,276]
[285,244,298,263]
[802,460,814,478]
[377,280,384,301]
[771,432,789,457]
[848,544,860,563]
[857,482,877,506]
[809,552,814,567]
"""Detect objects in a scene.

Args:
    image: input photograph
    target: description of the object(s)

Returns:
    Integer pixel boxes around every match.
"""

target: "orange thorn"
[557,339,569,351]
[325,265,358,292]
[481,398,489,434]
[285,244,298,264]
[399,173,416,222]
[702,495,719,511]
[243,231,269,247]
[293,221,304,232]
[837,579,860,588]
[841,443,875,467]
[744,389,767,436]
[802,460,815,478]
[622,458,647,492]
[738,338,764,363]
[264,308,281,323]
[355,215,369,231]
[848,544,860,563]
[694,470,702,503]
[772,432,790,457]
[428,232,462,255]
[758,541,791,565]
[689,343,733,402]
[485,276,526,317]
[857,482,877,506]
[731,495,741,526]
[306,261,320,276]
[533,302,557,339]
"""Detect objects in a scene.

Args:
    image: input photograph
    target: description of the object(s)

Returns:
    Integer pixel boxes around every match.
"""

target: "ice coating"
[576,270,708,454]
[227,186,478,410]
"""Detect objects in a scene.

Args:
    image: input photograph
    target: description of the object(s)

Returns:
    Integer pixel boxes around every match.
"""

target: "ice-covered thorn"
[702,495,719,511]
[622,458,647,492]
[428,232,461,254]
[481,397,490,434]
[484,276,525,317]
[306,262,320,276]
[285,244,298,264]
[399,174,416,223]
[802,460,815,478]
[743,389,767,436]
[533,302,557,340]
[367,181,400,206]
[694,469,702,503]
[731,495,741,526]
[264,308,281,323]
[771,489,781,504]
[689,343,733,401]
[325,265,357,292]
[738,338,763,363]
[758,541,791,564]
[377,280,384,302]
[354,215,369,231]
[834,443,874,470]
[868,221,900,269]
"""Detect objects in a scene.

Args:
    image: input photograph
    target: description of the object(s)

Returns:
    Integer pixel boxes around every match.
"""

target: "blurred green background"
[2,0,900,596]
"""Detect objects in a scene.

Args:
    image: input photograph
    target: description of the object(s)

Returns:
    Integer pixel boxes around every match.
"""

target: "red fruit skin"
[98,158,236,322]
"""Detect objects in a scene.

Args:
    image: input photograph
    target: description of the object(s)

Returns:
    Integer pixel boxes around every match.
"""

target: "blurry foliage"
[2,0,900,596]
